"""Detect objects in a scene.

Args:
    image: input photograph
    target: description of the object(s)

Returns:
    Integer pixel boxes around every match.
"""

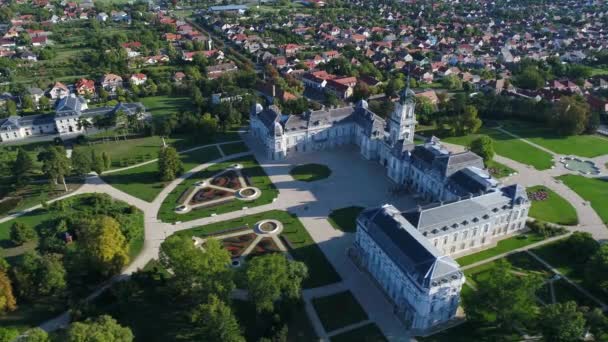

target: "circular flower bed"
[236,187,261,200]
[255,219,282,234]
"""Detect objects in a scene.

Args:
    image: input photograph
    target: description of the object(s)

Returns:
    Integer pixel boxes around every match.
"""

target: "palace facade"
[249,88,530,333]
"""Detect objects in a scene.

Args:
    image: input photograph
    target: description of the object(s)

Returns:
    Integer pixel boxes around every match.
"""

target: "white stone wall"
[355,222,463,332]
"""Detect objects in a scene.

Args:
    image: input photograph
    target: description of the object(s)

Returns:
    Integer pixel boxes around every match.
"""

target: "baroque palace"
[250,88,530,333]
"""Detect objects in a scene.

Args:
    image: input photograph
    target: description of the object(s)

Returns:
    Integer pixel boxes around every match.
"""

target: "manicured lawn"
[102,146,221,202]
[501,121,608,158]
[79,136,166,169]
[327,206,364,233]
[0,209,52,252]
[101,162,165,202]
[312,291,368,333]
[456,233,549,267]
[140,95,195,117]
[219,141,250,156]
[290,163,332,182]
[486,160,515,179]
[442,128,554,170]
[157,155,278,223]
[527,186,579,225]
[558,175,608,224]
[174,210,341,288]
[331,323,386,342]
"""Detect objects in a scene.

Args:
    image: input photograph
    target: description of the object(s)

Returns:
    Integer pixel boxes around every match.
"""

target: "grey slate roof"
[410,143,484,179]
[359,204,463,289]
[402,184,528,236]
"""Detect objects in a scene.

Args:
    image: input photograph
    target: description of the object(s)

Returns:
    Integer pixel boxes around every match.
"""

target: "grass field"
[558,175,608,224]
[501,121,608,158]
[327,206,364,233]
[174,210,341,288]
[331,323,386,342]
[157,155,278,223]
[312,291,368,333]
[456,233,551,267]
[486,160,515,179]
[219,141,250,156]
[140,96,196,117]
[527,186,579,225]
[290,163,332,182]
[441,128,554,170]
[101,146,221,202]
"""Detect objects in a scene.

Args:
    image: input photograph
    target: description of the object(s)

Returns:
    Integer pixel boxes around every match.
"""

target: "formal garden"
[289,163,333,182]
[526,186,579,225]
[0,193,144,331]
[157,156,278,223]
[174,210,341,288]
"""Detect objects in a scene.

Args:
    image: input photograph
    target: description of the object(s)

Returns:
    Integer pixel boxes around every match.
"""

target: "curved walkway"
[101,140,242,175]
[444,142,608,241]
[32,131,608,339]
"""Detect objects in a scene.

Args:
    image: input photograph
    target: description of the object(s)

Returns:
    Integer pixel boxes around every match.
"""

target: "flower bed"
[527,188,548,201]
[249,237,281,257]
[220,233,257,257]
[189,188,232,204]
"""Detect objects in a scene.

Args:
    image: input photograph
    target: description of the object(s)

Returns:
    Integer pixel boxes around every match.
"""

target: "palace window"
[453,233,458,242]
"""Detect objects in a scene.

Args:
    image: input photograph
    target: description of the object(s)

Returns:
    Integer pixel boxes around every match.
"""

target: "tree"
[39,96,50,110]
[565,232,599,263]
[442,74,463,90]
[38,146,71,191]
[67,315,133,342]
[102,152,111,170]
[0,328,18,342]
[10,222,36,246]
[190,295,245,342]
[515,67,545,90]
[90,150,105,175]
[552,96,590,136]
[415,96,436,125]
[71,148,92,176]
[0,269,16,314]
[585,244,608,295]
[463,259,540,329]
[159,236,233,301]
[246,254,308,313]
[5,100,16,116]
[23,95,34,111]
[469,135,495,163]
[158,146,183,181]
[20,328,50,342]
[461,105,482,134]
[12,252,66,299]
[12,148,34,186]
[77,117,92,133]
[199,113,219,138]
[538,301,585,342]
[78,216,129,277]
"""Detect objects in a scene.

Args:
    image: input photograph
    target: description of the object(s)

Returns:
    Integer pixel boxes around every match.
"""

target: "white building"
[0,96,147,143]
[251,88,531,332]
[354,204,464,333]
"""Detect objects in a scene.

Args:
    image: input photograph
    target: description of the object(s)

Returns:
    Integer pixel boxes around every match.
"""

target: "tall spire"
[400,65,414,105]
